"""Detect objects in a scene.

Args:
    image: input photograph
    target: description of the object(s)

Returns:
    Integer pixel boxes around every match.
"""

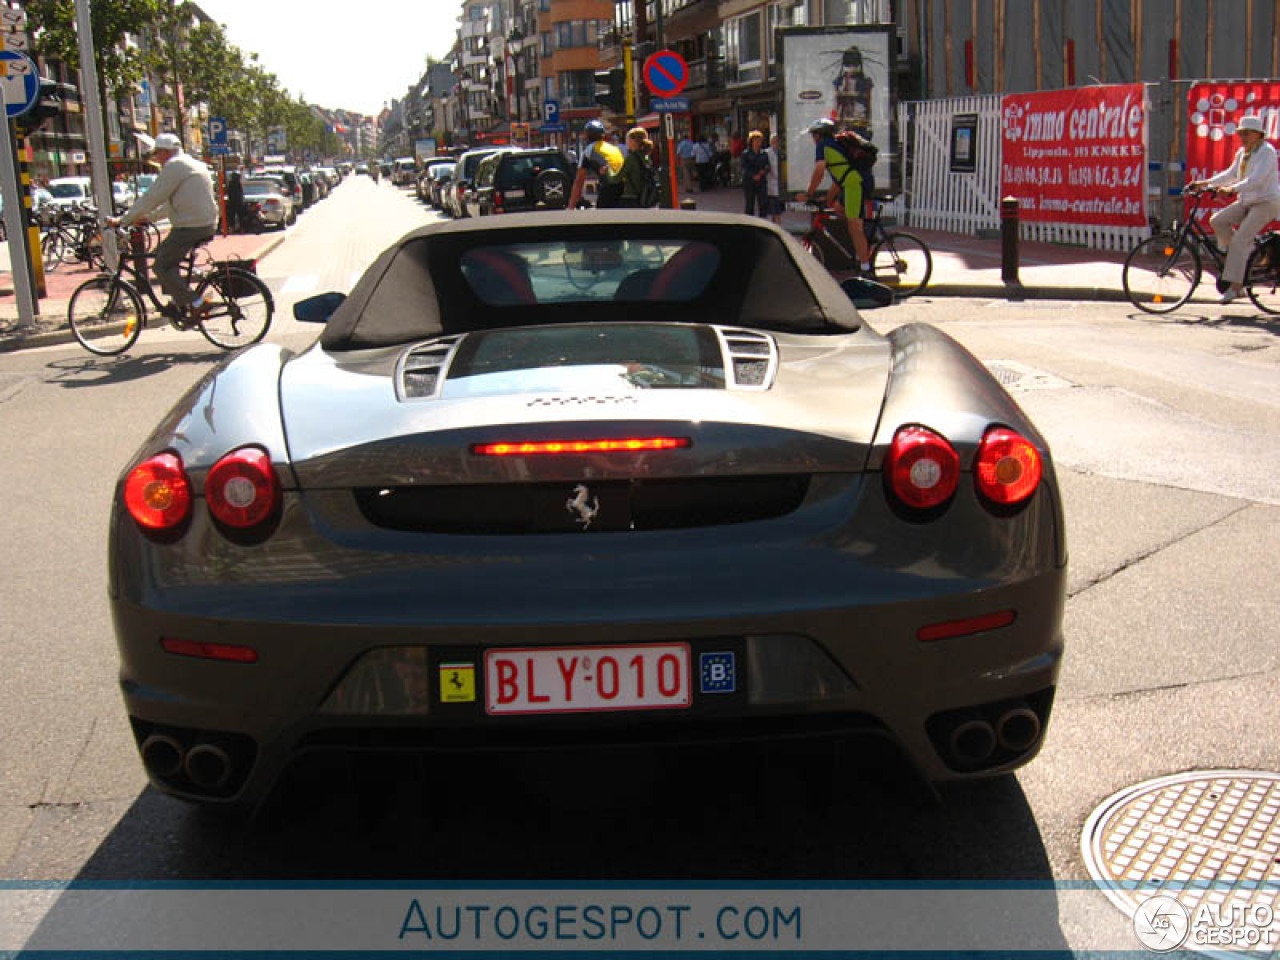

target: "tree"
[27,0,162,126]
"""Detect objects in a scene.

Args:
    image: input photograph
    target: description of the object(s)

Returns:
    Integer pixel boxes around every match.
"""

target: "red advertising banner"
[1185,82,1280,224]
[1000,84,1147,227]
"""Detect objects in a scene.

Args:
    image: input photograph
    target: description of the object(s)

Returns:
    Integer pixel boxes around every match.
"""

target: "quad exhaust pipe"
[140,734,185,779]
[995,702,1042,753]
[944,701,1043,768]
[139,735,232,790]
[947,716,997,767]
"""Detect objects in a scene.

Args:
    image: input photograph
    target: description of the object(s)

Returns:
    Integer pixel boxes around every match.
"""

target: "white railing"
[898,95,1149,252]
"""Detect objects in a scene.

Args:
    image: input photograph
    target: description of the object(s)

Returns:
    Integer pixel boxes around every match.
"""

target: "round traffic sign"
[642,51,689,98]
[0,51,39,118]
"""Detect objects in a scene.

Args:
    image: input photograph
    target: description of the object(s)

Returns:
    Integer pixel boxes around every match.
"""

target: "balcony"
[461,20,488,38]
[685,56,724,96]
[463,51,488,66]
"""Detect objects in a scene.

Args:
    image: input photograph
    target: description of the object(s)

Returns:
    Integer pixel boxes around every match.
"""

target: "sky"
[194,0,463,117]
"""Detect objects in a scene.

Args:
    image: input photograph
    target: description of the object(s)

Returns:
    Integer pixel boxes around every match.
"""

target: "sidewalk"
[685,187,1132,301]
[0,231,287,353]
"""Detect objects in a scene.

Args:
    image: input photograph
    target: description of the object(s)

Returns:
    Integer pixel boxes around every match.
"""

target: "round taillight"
[124,452,192,530]
[975,427,1042,505]
[886,426,959,510]
[205,446,280,529]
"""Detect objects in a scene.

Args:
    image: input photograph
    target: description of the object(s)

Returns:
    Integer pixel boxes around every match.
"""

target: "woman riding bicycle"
[1186,115,1280,305]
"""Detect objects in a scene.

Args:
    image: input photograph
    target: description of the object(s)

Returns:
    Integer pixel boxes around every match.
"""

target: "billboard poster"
[1000,84,1147,227]
[779,26,893,195]
[414,138,437,161]
[1185,82,1280,224]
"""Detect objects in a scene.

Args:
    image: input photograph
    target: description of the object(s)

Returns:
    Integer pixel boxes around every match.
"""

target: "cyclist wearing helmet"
[569,119,625,209]
[797,117,871,274]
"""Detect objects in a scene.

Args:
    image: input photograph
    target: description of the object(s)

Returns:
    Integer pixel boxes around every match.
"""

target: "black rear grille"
[356,475,810,534]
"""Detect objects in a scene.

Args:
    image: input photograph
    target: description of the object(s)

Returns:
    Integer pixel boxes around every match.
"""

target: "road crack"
[1067,502,1254,599]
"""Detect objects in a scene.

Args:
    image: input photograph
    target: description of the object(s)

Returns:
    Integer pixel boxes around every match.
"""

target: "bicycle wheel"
[68,276,144,356]
[1244,246,1280,315]
[871,232,933,297]
[196,268,273,350]
[800,233,826,266]
[41,230,66,271]
[1122,235,1201,313]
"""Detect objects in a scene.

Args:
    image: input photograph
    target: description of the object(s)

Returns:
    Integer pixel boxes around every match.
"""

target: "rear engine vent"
[356,475,810,535]
[397,336,464,400]
[717,328,778,391]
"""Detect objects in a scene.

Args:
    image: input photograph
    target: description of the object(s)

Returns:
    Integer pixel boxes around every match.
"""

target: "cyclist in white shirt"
[1188,115,1280,304]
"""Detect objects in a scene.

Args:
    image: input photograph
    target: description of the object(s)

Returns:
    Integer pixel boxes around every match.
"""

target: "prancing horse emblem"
[565,484,600,529]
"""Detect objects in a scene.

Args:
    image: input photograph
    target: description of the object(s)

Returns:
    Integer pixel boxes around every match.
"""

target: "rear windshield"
[50,183,87,198]
[496,154,567,189]
[462,153,494,179]
[243,181,279,196]
[460,240,719,306]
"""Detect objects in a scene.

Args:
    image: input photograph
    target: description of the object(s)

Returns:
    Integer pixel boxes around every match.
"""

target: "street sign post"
[651,97,689,113]
[207,116,230,156]
[542,99,560,126]
[0,50,39,118]
[642,50,690,99]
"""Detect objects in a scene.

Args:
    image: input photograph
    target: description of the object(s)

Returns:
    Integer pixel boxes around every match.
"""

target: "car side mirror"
[840,276,895,309]
[293,291,346,324]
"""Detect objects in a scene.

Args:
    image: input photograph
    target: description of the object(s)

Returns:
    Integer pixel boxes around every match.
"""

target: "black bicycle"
[799,196,933,297]
[1122,187,1280,314]
[67,226,273,356]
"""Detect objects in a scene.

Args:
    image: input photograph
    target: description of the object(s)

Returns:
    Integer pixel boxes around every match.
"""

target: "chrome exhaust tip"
[140,734,185,779]
[184,743,232,789]
[996,704,1042,753]
[948,718,997,766]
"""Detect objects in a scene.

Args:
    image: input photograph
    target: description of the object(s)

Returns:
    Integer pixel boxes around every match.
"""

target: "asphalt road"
[0,175,1276,953]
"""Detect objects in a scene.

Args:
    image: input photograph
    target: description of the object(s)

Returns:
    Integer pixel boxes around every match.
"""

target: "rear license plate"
[485,644,691,715]
[505,189,526,198]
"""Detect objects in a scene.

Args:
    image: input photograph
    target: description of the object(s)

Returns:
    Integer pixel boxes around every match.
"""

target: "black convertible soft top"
[321,212,863,352]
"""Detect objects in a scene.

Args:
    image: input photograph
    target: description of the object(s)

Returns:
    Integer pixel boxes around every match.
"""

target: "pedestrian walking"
[677,134,695,194]
[619,128,659,208]
[693,136,714,192]
[1188,115,1280,304]
[740,130,770,217]
[226,169,245,233]
[765,134,783,224]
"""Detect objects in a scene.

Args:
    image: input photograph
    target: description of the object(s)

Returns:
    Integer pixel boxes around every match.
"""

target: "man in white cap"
[1188,115,1280,304]
[107,132,218,319]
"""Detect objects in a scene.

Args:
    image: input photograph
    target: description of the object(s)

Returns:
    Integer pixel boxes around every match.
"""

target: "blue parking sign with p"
[208,117,227,145]
[700,652,736,694]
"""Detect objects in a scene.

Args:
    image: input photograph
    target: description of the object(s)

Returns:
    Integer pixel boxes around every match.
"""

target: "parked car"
[111,181,136,212]
[109,211,1065,811]
[46,176,94,211]
[467,148,573,217]
[240,178,294,230]
[354,162,369,176]
[423,162,455,208]
[444,148,498,218]
[415,157,453,203]
[393,157,418,186]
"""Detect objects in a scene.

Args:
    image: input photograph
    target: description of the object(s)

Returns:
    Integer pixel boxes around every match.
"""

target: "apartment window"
[544,77,557,102]
[558,70,596,109]
[824,0,890,24]
[724,11,762,86]
[540,31,552,56]
[554,20,601,50]
[539,0,550,10]
[767,1,807,76]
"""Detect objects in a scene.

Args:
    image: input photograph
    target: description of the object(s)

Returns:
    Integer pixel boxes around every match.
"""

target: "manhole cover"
[1083,771,1280,956]
[985,360,1074,393]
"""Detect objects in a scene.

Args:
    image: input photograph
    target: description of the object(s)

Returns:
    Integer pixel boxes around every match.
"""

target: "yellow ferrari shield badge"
[439,662,476,703]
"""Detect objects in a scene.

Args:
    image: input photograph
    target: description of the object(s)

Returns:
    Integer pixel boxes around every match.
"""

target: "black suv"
[467,149,573,217]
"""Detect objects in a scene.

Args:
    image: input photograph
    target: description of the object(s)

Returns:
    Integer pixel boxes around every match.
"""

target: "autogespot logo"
[1133,896,1191,952]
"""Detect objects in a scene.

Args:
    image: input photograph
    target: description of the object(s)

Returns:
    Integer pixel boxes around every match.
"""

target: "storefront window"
[558,70,596,109]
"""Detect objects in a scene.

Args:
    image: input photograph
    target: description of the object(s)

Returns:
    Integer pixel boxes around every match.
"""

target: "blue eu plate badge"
[700,652,736,694]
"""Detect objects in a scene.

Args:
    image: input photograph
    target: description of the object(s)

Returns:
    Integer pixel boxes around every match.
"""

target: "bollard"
[1000,196,1021,287]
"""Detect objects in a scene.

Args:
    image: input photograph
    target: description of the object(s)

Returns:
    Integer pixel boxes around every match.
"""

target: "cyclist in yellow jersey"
[796,117,871,273]
[569,120,625,209]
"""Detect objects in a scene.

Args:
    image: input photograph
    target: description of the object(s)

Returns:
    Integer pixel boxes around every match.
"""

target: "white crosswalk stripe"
[280,274,319,295]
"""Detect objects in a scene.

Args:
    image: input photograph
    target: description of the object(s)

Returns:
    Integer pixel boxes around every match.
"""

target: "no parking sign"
[642,51,689,99]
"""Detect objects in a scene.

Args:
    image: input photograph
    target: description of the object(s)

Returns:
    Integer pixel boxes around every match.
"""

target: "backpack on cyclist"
[833,130,878,175]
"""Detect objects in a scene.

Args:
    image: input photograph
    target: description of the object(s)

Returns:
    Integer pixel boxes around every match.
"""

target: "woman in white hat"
[1188,115,1280,304]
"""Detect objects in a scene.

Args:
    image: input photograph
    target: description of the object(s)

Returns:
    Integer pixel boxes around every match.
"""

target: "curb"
[921,283,1136,302]
[0,234,287,354]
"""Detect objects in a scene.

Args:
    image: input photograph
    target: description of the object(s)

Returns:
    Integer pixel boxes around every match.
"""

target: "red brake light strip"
[473,437,691,456]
